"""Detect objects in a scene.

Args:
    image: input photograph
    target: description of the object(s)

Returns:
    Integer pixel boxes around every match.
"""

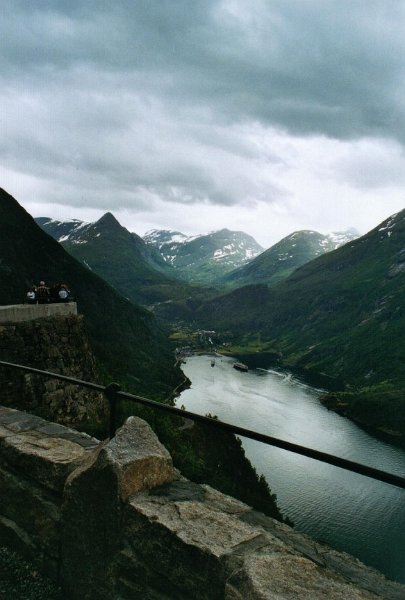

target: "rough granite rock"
[1,408,405,600]
[60,416,177,599]
[0,407,98,492]
[119,480,405,600]
[106,416,176,501]
[0,406,99,579]
[225,554,381,599]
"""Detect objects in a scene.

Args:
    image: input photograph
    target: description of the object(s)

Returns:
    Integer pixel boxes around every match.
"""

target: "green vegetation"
[0,188,182,400]
[219,230,339,289]
[184,213,405,439]
[46,212,197,307]
[321,384,405,441]
[146,228,264,285]
[115,399,286,522]
[1,188,285,521]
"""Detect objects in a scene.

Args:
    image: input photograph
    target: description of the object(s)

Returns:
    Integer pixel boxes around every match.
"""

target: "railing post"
[104,382,120,439]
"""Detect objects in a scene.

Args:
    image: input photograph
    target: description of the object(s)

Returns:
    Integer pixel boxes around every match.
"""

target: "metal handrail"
[1,359,405,490]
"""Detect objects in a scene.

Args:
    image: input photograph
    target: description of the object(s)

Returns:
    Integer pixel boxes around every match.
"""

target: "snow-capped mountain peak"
[143,228,264,284]
[35,217,89,243]
[143,229,190,248]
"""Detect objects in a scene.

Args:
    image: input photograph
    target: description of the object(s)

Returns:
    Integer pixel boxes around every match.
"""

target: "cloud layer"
[2,1,405,244]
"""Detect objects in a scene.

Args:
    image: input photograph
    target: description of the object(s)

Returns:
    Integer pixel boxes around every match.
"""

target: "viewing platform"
[0,302,77,324]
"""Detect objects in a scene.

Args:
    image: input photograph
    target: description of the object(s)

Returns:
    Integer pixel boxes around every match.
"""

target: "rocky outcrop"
[61,417,176,598]
[120,484,402,600]
[0,314,107,430]
[0,406,99,580]
[0,406,404,600]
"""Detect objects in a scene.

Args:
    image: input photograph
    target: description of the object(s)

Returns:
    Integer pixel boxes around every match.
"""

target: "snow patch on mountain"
[379,213,399,230]
[326,228,359,249]
[144,229,189,247]
[143,228,264,283]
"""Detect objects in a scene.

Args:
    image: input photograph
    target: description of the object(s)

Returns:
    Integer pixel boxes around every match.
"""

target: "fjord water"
[178,355,405,583]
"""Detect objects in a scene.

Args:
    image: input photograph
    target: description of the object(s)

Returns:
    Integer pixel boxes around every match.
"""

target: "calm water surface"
[178,355,405,583]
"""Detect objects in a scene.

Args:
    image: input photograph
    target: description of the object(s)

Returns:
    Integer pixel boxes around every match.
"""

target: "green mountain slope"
[219,229,357,288]
[37,213,194,306]
[8,191,285,519]
[0,188,181,398]
[193,211,405,437]
[144,228,263,284]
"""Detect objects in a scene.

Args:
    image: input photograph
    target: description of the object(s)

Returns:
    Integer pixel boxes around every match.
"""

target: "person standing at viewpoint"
[58,284,70,301]
[36,280,50,304]
[26,287,36,304]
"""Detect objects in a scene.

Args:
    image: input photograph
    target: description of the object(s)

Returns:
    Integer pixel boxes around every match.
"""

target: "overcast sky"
[2,0,405,247]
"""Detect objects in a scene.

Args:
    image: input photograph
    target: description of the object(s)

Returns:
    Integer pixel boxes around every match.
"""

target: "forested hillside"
[1,187,284,520]
[191,210,405,437]
[37,213,194,306]
[0,188,181,398]
[219,229,358,288]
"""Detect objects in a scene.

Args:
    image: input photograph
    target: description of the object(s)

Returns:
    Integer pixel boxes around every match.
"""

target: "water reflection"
[178,355,405,583]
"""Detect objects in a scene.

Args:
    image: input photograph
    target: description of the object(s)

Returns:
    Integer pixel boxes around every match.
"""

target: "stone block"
[226,553,381,600]
[0,467,61,579]
[1,407,404,599]
[60,416,177,599]
[1,429,91,492]
[0,407,100,581]
[0,466,60,545]
[106,416,176,501]
[118,479,405,600]
[121,484,285,599]
[0,407,99,493]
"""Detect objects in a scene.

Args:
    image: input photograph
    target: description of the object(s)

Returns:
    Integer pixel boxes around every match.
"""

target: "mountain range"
[186,211,405,437]
[218,228,358,288]
[38,215,359,294]
[36,214,195,306]
[143,228,264,284]
[7,188,405,436]
[1,189,181,398]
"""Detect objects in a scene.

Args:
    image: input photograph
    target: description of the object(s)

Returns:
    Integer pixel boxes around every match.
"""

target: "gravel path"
[0,547,61,599]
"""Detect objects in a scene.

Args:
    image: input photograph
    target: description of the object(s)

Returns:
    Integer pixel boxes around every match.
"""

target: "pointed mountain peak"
[96,212,121,227]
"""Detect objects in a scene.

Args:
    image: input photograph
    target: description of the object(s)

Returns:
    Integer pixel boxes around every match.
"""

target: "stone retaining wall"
[0,314,107,429]
[0,302,77,324]
[0,406,404,599]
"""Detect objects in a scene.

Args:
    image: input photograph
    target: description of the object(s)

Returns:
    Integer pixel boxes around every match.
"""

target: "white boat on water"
[233,361,248,372]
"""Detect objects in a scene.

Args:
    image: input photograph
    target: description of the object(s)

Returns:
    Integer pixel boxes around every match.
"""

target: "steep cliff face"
[0,314,108,431]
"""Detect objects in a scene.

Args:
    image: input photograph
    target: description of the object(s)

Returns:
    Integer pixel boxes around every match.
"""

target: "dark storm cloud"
[2,0,405,211]
[3,1,404,134]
